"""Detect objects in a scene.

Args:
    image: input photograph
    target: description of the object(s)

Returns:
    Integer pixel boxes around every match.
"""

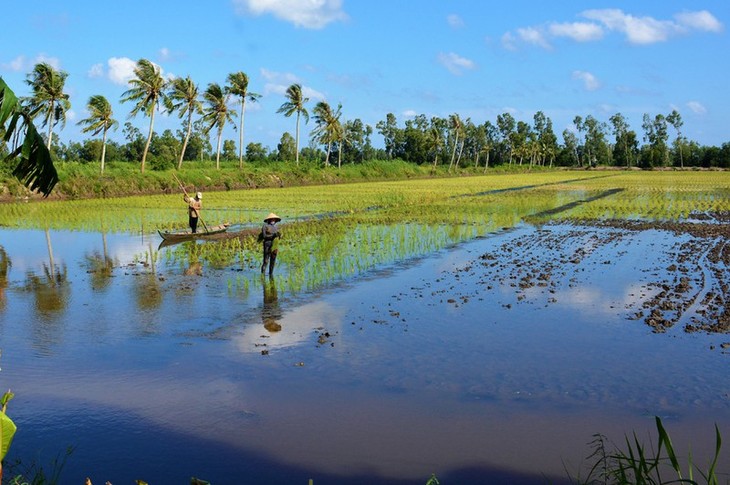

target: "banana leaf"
[0,77,58,197]
[0,410,17,461]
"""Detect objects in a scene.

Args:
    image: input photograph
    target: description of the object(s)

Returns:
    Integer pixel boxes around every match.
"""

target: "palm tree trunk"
[455,140,464,168]
[239,99,245,169]
[448,134,458,172]
[101,128,108,174]
[338,143,342,168]
[483,151,490,173]
[179,112,193,170]
[295,112,301,166]
[142,109,156,173]
[45,99,55,150]
[215,128,223,170]
[46,120,53,151]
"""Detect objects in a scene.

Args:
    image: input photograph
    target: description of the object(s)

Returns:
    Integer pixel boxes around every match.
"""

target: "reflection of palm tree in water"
[0,245,11,311]
[84,232,116,292]
[134,244,163,311]
[261,275,282,333]
[25,229,70,317]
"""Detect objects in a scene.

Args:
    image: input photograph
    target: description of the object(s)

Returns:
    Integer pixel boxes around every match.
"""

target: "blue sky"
[1,0,727,151]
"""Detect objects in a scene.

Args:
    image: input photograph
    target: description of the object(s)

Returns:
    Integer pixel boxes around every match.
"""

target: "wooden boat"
[158,222,231,243]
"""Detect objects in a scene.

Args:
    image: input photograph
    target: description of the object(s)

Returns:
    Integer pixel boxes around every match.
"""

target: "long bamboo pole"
[172,173,209,233]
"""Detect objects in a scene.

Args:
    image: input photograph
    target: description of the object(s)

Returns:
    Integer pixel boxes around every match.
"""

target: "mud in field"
[423,213,730,340]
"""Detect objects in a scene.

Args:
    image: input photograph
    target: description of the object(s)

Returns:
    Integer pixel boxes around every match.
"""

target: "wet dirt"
[428,212,730,338]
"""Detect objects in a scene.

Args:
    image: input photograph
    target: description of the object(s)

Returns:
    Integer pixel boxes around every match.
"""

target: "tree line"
[3,59,730,175]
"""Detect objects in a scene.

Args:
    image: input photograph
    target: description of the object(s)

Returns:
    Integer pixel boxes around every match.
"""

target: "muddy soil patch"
[420,213,730,338]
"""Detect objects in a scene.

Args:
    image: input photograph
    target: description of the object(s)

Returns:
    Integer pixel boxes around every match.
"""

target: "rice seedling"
[3,171,729,299]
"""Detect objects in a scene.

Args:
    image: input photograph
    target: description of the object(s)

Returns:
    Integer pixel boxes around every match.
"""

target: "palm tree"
[1,78,58,196]
[447,113,462,172]
[427,126,444,169]
[120,59,168,173]
[24,62,71,150]
[166,76,202,169]
[201,83,236,170]
[77,95,118,174]
[226,72,261,169]
[277,83,309,165]
[312,101,342,167]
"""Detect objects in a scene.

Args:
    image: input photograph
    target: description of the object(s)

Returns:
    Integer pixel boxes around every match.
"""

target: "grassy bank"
[0,158,554,201]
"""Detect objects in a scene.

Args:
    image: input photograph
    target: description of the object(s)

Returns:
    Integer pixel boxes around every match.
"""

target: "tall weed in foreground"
[3,446,74,485]
[570,416,724,485]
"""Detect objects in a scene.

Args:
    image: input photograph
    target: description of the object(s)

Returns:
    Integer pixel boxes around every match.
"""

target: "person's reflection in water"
[261,275,282,333]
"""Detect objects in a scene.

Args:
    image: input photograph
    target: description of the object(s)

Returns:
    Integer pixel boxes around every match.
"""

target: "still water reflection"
[0,226,728,484]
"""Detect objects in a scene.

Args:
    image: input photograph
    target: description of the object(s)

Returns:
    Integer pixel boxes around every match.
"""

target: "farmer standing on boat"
[260,212,281,275]
[184,191,203,233]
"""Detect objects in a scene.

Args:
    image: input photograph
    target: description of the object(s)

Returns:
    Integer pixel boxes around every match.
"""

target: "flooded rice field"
[0,173,729,484]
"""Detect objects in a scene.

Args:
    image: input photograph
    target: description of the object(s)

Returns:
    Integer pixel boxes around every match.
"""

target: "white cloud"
[33,54,61,70]
[500,32,518,51]
[686,101,707,115]
[259,68,324,101]
[302,85,326,102]
[517,27,552,49]
[260,67,300,84]
[504,9,722,50]
[159,47,172,62]
[437,52,476,75]
[1,55,26,72]
[447,14,464,29]
[66,109,76,122]
[572,70,600,91]
[675,10,723,32]
[1,54,62,72]
[233,0,347,29]
[581,9,679,44]
[402,109,418,118]
[107,57,137,85]
[549,22,604,42]
[87,63,104,78]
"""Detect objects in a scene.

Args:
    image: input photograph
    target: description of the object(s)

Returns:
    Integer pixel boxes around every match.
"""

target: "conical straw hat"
[264,212,281,222]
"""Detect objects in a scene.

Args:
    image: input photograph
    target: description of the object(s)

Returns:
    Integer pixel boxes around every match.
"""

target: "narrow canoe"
[158,222,231,242]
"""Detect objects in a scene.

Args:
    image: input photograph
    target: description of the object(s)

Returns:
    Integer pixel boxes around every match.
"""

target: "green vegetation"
[0,77,58,196]
[571,417,723,485]
[2,149,730,484]
[3,169,729,301]
[5,60,730,180]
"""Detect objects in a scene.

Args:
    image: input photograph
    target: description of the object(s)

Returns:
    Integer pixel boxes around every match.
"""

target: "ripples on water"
[0,225,728,484]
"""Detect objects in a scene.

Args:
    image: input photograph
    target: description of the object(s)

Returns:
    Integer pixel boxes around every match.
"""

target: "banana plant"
[1,389,17,481]
[0,77,58,196]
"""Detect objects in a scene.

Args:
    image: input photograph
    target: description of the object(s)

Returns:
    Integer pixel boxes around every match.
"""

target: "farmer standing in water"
[260,212,281,275]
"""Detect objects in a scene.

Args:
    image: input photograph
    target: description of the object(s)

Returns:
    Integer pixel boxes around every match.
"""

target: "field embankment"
[0,159,582,201]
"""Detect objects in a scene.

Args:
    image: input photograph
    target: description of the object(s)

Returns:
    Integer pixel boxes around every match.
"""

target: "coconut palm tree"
[427,126,444,169]
[0,78,58,196]
[77,95,118,174]
[166,76,202,169]
[23,62,71,150]
[120,59,168,173]
[312,101,342,167]
[276,83,309,165]
[201,82,236,170]
[447,113,462,172]
[226,72,261,169]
